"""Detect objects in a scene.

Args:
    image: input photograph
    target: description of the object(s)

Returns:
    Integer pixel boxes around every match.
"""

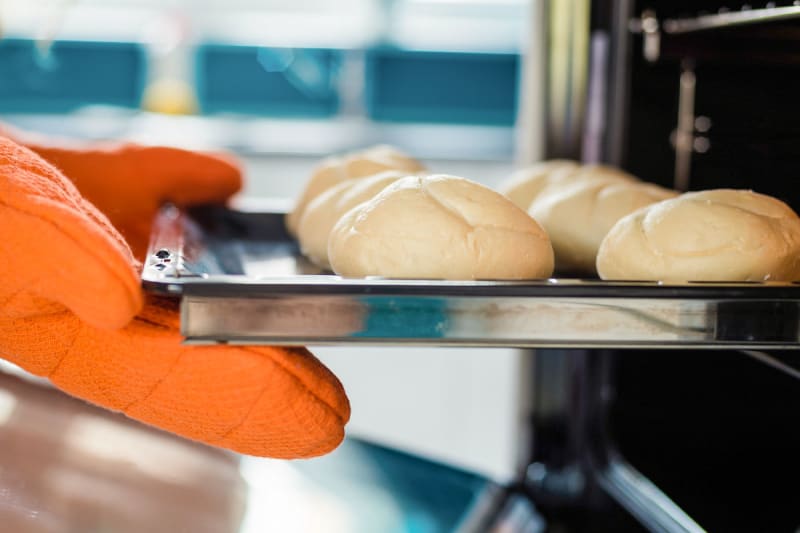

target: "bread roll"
[499,161,637,211]
[529,178,677,273]
[564,163,639,184]
[597,189,800,282]
[328,174,554,280]
[499,160,579,210]
[297,170,409,269]
[286,145,425,236]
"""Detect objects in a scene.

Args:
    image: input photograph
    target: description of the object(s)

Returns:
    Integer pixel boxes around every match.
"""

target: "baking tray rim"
[140,205,800,300]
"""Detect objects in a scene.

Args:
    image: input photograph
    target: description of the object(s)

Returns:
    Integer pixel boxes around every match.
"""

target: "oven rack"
[629,3,800,35]
[628,3,800,63]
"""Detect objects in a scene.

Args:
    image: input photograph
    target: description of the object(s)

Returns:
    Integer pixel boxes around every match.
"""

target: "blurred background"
[0,1,545,532]
[0,0,532,167]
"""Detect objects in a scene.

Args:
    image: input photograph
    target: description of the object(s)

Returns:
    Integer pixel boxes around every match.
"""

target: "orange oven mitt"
[0,134,350,458]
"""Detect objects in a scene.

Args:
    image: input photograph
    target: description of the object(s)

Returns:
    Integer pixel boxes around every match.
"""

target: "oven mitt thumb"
[0,137,350,458]
[18,138,241,260]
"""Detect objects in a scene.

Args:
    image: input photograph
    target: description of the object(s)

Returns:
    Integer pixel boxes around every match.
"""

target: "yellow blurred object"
[142,78,198,115]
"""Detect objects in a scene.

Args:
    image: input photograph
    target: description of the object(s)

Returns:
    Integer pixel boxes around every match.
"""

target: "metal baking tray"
[142,204,800,349]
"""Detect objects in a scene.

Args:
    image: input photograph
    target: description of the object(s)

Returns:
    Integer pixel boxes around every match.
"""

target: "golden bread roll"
[328,174,554,280]
[597,189,800,282]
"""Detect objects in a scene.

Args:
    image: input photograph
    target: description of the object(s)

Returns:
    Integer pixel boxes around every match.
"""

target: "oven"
[520,2,800,531]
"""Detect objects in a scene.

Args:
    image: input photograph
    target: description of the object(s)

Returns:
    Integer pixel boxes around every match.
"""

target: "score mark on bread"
[597,189,800,282]
[328,175,555,280]
[297,170,410,270]
[286,145,425,237]
[529,178,677,274]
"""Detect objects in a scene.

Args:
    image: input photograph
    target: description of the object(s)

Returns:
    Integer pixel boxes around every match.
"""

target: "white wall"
[316,347,532,482]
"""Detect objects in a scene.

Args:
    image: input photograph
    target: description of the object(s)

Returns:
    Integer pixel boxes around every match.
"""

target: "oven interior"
[559,2,800,532]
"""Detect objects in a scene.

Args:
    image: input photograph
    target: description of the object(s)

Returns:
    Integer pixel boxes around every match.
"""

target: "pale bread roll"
[286,145,425,236]
[597,189,800,282]
[499,160,579,210]
[298,170,410,269]
[499,161,637,211]
[328,174,554,280]
[565,163,639,183]
[529,178,677,273]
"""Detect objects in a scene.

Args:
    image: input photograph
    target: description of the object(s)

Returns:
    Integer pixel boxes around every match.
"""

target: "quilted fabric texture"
[0,136,350,458]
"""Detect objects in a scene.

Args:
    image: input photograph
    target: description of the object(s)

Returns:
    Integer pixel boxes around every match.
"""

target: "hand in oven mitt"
[0,134,350,458]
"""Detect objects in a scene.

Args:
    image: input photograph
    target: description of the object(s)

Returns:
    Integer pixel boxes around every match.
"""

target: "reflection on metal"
[663,5,800,34]
[605,0,635,166]
[640,10,661,62]
[486,494,546,533]
[630,6,800,63]
[597,457,706,533]
[0,372,248,532]
[673,63,696,191]
[1,368,514,533]
[526,462,586,498]
[581,32,609,164]
[515,0,547,165]
[545,0,591,159]
[455,485,546,533]
[741,350,800,381]
[180,293,722,348]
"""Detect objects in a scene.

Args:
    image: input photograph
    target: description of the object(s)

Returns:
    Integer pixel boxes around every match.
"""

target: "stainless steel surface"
[629,5,800,36]
[0,370,247,533]
[544,0,591,159]
[597,457,706,533]
[740,350,800,381]
[454,485,544,533]
[673,63,696,192]
[581,32,609,164]
[514,0,547,165]
[180,293,715,347]
[0,369,511,533]
[483,494,546,533]
[639,9,661,63]
[662,5,800,35]
[143,206,800,349]
[606,0,635,165]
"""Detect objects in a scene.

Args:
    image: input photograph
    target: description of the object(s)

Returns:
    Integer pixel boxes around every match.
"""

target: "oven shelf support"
[629,5,800,62]
[523,349,705,533]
